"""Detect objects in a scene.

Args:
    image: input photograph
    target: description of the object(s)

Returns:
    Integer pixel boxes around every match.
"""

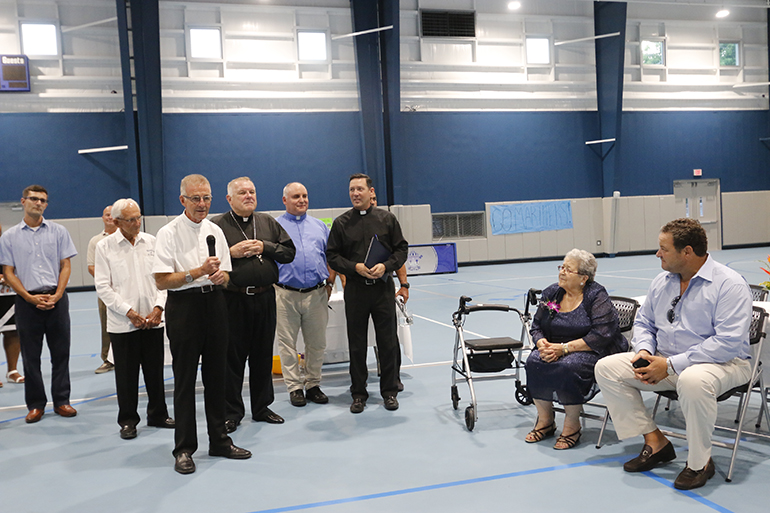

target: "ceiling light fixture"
[716,9,730,18]
[508,2,522,10]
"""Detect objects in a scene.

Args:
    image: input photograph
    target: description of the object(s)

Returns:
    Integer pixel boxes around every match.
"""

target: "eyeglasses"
[667,295,681,323]
[24,196,48,204]
[183,195,212,204]
[557,265,581,275]
[117,216,142,224]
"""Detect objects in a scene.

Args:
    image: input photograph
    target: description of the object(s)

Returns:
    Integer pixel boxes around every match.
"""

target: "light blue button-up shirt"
[633,255,751,374]
[0,218,78,292]
[276,212,330,289]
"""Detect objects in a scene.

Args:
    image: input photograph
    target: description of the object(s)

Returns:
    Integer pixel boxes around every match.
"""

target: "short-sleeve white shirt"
[152,213,232,290]
[87,230,110,267]
[95,230,167,333]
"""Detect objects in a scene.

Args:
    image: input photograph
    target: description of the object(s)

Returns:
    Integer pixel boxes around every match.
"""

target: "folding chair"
[749,284,768,302]
[593,296,639,447]
[651,306,769,482]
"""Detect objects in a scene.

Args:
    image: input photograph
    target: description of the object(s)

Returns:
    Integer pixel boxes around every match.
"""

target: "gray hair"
[227,176,254,197]
[282,182,305,199]
[180,174,210,196]
[565,248,597,283]
[111,198,139,220]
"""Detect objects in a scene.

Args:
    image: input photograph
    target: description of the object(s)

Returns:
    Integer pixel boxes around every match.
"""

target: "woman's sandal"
[6,370,24,384]
[525,422,556,443]
[554,429,582,450]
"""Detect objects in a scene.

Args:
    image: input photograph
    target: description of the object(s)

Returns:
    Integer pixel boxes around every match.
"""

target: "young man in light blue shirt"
[0,185,78,424]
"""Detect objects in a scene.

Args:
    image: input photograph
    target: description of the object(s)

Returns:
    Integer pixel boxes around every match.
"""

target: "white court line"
[414,314,489,339]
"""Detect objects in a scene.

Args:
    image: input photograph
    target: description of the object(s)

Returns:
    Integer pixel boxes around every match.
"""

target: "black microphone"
[206,235,216,257]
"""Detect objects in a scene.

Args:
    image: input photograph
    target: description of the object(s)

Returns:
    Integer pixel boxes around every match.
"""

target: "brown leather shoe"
[25,409,44,423]
[623,441,676,472]
[674,458,716,490]
[54,404,77,417]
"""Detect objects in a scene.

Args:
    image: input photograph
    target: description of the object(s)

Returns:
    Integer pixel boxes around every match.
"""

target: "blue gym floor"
[1,247,769,513]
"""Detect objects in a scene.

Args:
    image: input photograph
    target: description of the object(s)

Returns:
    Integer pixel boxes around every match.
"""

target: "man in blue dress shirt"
[596,218,752,490]
[0,185,78,423]
[275,182,337,407]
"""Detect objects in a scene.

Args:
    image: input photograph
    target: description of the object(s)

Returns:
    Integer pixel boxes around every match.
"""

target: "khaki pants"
[595,351,751,470]
[97,298,111,362]
[275,287,328,392]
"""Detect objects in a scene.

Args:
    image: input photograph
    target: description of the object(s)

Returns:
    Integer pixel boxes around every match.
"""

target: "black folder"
[364,235,391,282]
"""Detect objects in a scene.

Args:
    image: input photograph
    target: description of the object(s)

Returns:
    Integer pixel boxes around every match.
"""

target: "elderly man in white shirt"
[153,174,251,475]
[94,198,174,441]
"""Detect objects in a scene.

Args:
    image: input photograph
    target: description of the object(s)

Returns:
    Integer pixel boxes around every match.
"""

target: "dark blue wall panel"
[617,111,770,195]
[161,112,364,214]
[0,113,129,219]
[2,110,768,219]
[395,111,602,212]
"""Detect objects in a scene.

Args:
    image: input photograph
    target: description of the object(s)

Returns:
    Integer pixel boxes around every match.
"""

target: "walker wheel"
[465,405,475,431]
[515,383,533,405]
[451,386,460,410]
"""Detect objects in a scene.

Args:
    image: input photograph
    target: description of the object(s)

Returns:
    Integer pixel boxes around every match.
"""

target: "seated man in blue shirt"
[596,218,752,490]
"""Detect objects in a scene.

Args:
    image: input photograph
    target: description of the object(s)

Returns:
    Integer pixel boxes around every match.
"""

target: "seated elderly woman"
[524,248,626,449]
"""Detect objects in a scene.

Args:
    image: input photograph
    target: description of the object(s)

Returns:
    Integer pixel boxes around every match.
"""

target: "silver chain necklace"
[229,210,262,262]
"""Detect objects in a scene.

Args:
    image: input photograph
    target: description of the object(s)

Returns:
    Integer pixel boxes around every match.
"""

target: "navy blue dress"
[525,282,627,405]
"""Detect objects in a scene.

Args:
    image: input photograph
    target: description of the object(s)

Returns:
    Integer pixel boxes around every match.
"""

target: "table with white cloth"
[272,290,413,365]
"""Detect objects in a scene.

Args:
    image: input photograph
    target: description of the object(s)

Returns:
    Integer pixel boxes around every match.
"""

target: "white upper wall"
[0,0,767,113]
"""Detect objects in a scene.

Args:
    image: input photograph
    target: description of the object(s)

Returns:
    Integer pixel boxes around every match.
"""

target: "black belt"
[170,285,223,295]
[229,285,271,295]
[28,288,57,295]
[276,281,326,293]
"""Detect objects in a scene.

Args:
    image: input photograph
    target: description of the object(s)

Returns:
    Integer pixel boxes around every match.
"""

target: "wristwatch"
[666,358,676,376]
[184,270,194,284]
[400,282,410,289]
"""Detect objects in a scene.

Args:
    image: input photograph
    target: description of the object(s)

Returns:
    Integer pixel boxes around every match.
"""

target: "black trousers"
[14,293,71,410]
[224,288,276,423]
[344,278,399,400]
[110,328,169,428]
[165,290,231,457]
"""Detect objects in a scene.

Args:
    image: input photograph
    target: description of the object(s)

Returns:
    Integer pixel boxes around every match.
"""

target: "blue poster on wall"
[489,201,573,235]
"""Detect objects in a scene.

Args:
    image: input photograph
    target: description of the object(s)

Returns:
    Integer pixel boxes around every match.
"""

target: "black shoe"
[397,380,405,392]
[305,386,329,404]
[174,453,195,474]
[253,408,284,424]
[623,441,676,472]
[225,419,239,433]
[120,425,137,440]
[674,459,716,490]
[290,390,307,407]
[350,398,366,414]
[209,444,252,460]
[384,396,399,411]
[148,417,175,429]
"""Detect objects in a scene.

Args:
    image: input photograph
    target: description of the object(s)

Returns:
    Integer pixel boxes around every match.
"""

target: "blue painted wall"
[616,111,770,196]
[0,113,129,219]
[395,111,602,212]
[161,112,365,214]
[2,110,769,218]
